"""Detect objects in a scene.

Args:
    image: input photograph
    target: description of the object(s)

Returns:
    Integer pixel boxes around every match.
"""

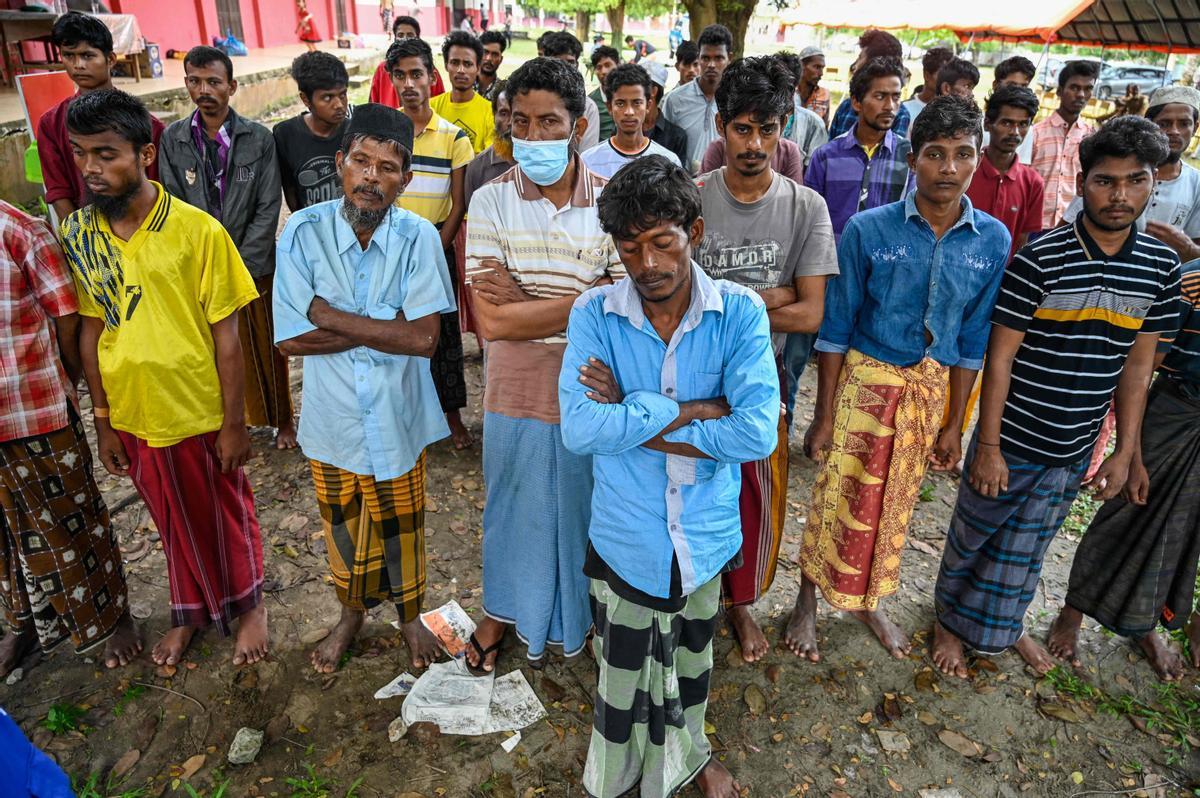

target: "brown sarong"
[0,410,127,654]
[799,350,947,611]
[239,288,294,429]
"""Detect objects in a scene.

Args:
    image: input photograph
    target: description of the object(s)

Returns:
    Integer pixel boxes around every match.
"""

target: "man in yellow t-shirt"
[60,89,269,671]
[431,30,495,155]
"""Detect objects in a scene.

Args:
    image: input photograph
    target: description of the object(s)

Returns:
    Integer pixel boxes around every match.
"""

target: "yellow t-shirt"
[398,112,475,225]
[430,91,495,155]
[61,183,258,447]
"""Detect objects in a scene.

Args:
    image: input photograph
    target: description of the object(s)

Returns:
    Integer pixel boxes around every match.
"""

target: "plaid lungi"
[0,410,127,654]
[935,438,1088,652]
[584,575,720,798]
[310,453,428,622]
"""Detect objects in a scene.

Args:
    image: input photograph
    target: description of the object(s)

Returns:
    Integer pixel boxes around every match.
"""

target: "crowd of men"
[4,10,1200,797]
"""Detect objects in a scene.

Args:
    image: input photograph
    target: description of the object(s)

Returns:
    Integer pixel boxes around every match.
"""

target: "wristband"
[92,407,109,418]
[977,440,1000,447]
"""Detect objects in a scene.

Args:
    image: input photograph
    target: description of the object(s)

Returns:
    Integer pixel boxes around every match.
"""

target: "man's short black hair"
[858,29,903,60]
[290,51,349,98]
[921,47,955,77]
[697,24,733,54]
[598,154,701,239]
[505,57,586,121]
[774,52,802,87]
[536,31,552,50]
[936,58,980,93]
[542,31,583,60]
[909,94,982,153]
[1080,115,1169,176]
[394,15,420,35]
[480,29,507,51]
[716,56,795,126]
[850,56,905,102]
[442,30,483,64]
[676,40,699,65]
[1058,60,1100,93]
[66,88,152,149]
[603,63,651,104]
[985,84,1039,124]
[184,45,234,81]
[387,37,434,74]
[490,80,508,111]
[591,45,621,68]
[52,11,113,55]
[624,35,634,43]
[995,55,1036,83]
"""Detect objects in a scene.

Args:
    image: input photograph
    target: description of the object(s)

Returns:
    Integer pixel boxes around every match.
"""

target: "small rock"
[129,601,153,620]
[743,684,766,716]
[387,715,408,742]
[918,790,963,798]
[5,667,23,685]
[227,727,264,765]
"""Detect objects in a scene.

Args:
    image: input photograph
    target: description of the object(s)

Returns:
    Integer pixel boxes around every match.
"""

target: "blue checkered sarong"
[935,439,1088,653]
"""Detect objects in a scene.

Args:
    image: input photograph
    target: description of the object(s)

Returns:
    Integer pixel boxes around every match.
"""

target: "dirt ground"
[4,340,1200,798]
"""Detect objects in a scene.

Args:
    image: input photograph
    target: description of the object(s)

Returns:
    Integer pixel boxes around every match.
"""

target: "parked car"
[1094,64,1172,99]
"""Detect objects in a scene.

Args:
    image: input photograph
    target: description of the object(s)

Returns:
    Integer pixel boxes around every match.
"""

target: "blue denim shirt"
[273,200,456,480]
[815,193,1011,370]
[558,265,780,598]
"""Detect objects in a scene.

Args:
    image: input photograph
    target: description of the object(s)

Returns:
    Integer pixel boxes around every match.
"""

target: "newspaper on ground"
[418,600,476,658]
[400,658,547,737]
[373,671,417,700]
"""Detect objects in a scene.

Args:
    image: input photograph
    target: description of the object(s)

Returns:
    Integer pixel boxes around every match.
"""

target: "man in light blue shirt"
[273,104,455,675]
[559,155,777,798]
[660,23,733,174]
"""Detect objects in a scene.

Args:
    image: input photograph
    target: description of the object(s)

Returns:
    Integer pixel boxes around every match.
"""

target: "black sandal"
[466,632,502,677]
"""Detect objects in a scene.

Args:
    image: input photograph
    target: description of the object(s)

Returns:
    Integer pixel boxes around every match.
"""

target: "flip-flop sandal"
[466,632,502,677]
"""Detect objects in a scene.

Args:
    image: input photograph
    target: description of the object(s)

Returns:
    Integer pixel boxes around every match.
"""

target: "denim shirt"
[558,265,779,598]
[815,193,1011,370]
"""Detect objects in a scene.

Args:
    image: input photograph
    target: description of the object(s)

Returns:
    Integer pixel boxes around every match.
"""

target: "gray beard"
[340,195,389,234]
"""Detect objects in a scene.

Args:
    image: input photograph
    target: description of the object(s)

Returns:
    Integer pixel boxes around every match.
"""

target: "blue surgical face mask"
[512,136,571,186]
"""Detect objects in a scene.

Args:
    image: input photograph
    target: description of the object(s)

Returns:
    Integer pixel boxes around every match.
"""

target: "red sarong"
[118,431,263,635]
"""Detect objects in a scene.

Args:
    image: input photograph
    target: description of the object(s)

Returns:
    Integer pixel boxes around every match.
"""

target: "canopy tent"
[777,0,1094,42]
[961,1,1200,55]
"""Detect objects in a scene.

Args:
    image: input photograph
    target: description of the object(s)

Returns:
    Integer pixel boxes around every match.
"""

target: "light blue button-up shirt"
[273,200,455,480]
[558,264,779,598]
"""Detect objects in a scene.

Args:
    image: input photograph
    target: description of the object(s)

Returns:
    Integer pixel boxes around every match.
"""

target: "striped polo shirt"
[398,111,474,225]
[993,219,1181,465]
[1158,258,1200,391]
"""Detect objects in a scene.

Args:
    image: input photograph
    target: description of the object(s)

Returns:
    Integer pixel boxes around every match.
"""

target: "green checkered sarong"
[582,575,720,798]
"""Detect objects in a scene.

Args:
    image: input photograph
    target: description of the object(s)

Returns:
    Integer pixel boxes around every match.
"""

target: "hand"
[1121,454,1149,505]
[578,357,623,404]
[1085,451,1132,502]
[928,426,963,472]
[471,262,531,306]
[215,423,252,474]
[96,423,130,476]
[803,415,833,462]
[1145,221,1199,261]
[967,445,1009,498]
[307,296,335,327]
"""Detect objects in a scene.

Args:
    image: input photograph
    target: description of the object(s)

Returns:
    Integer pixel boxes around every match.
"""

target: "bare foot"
[233,604,269,666]
[727,605,768,663]
[782,579,821,662]
[694,758,741,798]
[104,612,142,669]
[152,626,196,666]
[0,627,37,679]
[849,607,910,659]
[400,617,442,670]
[932,621,968,678]
[1014,634,1055,674]
[274,419,299,450]
[1138,632,1185,681]
[1046,605,1083,666]
[1187,612,1200,668]
[465,616,506,673]
[310,606,363,674]
[447,410,474,450]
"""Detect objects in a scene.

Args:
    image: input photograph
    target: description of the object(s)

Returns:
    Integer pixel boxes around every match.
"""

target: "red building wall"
[110,0,359,53]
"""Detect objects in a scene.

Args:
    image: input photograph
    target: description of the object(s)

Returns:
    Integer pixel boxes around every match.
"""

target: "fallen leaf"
[155,664,177,679]
[810,721,831,740]
[704,721,717,735]
[888,777,904,792]
[908,539,940,556]
[322,747,343,767]
[938,729,981,757]
[917,710,938,726]
[178,753,206,780]
[876,729,911,753]
[982,751,1003,763]
[744,684,766,716]
[1070,771,1084,785]
[111,748,140,780]
[914,669,937,692]
[765,665,781,684]
[771,732,785,743]
[880,694,902,722]
[857,711,873,725]
[1039,702,1086,723]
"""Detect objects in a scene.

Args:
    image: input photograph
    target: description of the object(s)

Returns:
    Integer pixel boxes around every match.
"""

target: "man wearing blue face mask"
[463,57,622,675]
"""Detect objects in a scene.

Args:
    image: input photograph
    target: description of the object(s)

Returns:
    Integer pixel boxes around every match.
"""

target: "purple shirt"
[190,110,234,220]
[805,128,913,239]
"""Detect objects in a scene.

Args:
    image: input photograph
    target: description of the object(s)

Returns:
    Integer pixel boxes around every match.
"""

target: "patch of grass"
[44,702,85,734]
[113,684,146,716]
[918,481,936,502]
[182,778,230,798]
[345,776,365,798]
[73,772,146,798]
[1060,490,1101,538]
[286,762,332,798]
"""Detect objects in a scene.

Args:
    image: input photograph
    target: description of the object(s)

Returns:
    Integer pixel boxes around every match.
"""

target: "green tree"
[682,0,759,58]
[605,0,674,59]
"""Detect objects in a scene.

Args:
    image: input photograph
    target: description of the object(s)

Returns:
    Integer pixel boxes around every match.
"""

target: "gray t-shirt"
[694,168,840,351]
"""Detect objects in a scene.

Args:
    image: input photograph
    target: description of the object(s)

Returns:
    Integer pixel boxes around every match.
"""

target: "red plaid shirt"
[0,200,78,442]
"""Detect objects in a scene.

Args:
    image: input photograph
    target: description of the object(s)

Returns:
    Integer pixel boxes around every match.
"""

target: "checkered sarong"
[0,410,127,654]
